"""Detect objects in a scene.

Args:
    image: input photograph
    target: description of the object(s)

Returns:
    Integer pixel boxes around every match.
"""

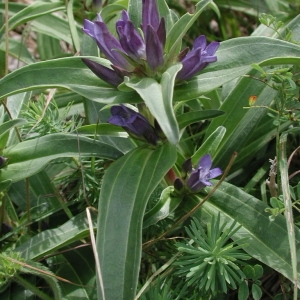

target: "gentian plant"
[1,0,300,299]
[82,0,219,84]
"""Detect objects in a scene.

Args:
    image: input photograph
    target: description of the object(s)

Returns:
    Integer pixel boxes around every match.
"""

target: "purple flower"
[116,11,146,61]
[142,0,165,70]
[83,16,132,71]
[186,154,222,192]
[108,104,159,145]
[176,36,220,81]
[81,58,124,87]
[82,0,166,85]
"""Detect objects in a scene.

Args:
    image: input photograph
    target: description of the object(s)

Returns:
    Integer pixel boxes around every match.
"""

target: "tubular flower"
[186,154,222,192]
[108,104,160,145]
[82,0,166,85]
[176,35,220,81]
[82,0,219,85]
[83,15,131,71]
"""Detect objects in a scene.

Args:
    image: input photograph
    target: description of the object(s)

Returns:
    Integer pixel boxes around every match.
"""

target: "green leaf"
[243,265,255,279]
[252,283,263,300]
[156,0,176,33]
[125,64,181,144]
[0,1,65,38]
[128,0,143,29]
[31,14,82,45]
[1,134,123,182]
[191,126,226,165]
[77,124,128,138]
[0,180,11,193]
[56,247,97,300]
[66,0,80,52]
[238,281,249,300]
[188,181,300,287]
[0,119,27,139]
[19,260,62,300]
[177,110,224,129]
[143,186,182,228]
[16,211,96,260]
[0,57,139,104]
[204,68,277,169]
[165,0,213,61]
[0,38,35,65]
[174,39,300,102]
[253,265,264,280]
[96,143,177,300]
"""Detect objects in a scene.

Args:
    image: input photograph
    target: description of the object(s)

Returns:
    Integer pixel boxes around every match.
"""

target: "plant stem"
[279,132,298,298]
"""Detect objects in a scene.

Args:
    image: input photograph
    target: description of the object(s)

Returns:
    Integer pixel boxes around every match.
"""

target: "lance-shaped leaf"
[96,143,177,299]
[0,133,123,182]
[165,0,213,62]
[125,63,181,145]
[185,181,300,287]
[0,57,140,104]
[0,1,65,38]
[16,211,97,260]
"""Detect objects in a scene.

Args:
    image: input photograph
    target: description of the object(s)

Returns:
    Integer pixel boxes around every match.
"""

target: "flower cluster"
[175,154,222,193]
[82,0,219,86]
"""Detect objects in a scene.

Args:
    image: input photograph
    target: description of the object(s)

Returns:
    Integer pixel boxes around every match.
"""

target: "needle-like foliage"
[175,215,250,296]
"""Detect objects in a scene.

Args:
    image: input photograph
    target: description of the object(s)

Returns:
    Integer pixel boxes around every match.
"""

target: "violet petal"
[82,58,123,87]
[145,25,164,70]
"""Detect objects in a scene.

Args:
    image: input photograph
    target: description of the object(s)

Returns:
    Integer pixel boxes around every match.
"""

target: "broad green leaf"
[96,143,177,300]
[238,281,249,300]
[0,57,139,104]
[19,260,62,300]
[187,181,300,287]
[205,57,300,170]
[0,180,11,193]
[191,126,226,165]
[101,4,126,23]
[16,211,96,260]
[174,38,300,102]
[177,110,224,129]
[0,2,26,15]
[165,0,213,61]
[0,38,35,65]
[0,133,123,182]
[77,124,128,138]
[128,0,143,29]
[125,64,182,145]
[156,0,176,33]
[233,116,292,171]
[253,265,264,280]
[0,119,27,139]
[252,284,263,300]
[143,186,182,228]
[0,1,65,38]
[31,14,83,45]
[56,247,97,300]
[204,68,277,169]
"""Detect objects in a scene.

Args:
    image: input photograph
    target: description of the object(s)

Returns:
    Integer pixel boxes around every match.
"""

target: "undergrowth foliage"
[0,0,300,299]
[175,216,250,296]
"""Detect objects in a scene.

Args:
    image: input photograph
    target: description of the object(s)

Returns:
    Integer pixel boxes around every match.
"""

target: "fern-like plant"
[175,214,250,297]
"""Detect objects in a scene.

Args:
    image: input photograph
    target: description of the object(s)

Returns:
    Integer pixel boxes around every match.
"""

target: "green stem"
[13,274,53,300]
[279,132,298,297]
